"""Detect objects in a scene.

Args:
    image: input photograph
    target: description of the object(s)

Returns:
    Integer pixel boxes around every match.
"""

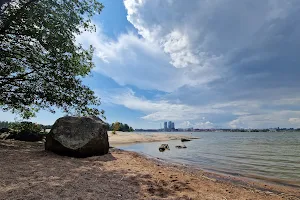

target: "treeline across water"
[0,121,52,130]
[0,121,134,133]
[108,122,134,132]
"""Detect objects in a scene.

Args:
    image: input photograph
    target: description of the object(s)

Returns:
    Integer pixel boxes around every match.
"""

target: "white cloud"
[193,121,214,129]
[123,0,273,69]
[98,88,222,121]
[179,121,193,128]
[98,86,300,128]
[288,118,300,125]
[77,0,300,128]
[229,111,300,129]
[178,120,214,129]
[3,0,300,128]
[76,27,194,92]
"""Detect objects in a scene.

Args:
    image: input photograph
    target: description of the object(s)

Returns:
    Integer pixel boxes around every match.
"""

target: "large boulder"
[45,116,109,157]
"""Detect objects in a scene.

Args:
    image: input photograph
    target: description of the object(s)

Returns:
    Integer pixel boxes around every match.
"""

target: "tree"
[112,122,120,134]
[0,0,11,12]
[0,0,104,118]
[9,121,42,133]
[109,122,134,132]
[123,124,129,132]
[0,121,9,128]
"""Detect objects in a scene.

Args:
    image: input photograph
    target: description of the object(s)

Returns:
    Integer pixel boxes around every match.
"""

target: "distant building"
[164,122,167,131]
[168,121,172,130]
[164,121,175,131]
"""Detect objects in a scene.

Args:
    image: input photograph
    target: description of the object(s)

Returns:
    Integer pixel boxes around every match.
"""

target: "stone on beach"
[45,116,109,157]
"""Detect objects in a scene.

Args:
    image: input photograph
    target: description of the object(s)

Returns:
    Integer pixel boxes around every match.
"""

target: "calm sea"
[117,131,300,187]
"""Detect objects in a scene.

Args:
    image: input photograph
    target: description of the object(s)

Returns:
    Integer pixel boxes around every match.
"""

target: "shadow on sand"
[0,140,193,200]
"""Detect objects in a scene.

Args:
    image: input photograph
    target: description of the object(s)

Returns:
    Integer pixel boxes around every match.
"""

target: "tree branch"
[0,0,39,34]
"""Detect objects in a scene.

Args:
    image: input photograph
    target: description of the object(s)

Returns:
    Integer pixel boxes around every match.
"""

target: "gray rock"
[159,144,170,152]
[45,116,109,157]
[0,133,10,140]
[0,131,17,140]
[175,145,187,149]
[181,138,191,142]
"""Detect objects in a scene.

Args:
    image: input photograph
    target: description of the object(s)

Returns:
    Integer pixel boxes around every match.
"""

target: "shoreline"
[108,131,199,146]
[127,148,300,194]
[111,132,300,190]
[0,140,299,199]
[118,149,300,199]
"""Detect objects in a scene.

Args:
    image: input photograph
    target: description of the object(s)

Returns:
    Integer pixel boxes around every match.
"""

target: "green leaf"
[0,0,105,119]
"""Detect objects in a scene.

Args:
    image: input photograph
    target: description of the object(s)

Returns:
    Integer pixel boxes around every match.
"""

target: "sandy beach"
[108,131,199,146]
[0,139,299,200]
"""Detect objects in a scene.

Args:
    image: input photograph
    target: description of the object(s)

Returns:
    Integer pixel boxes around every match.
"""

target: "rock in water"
[45,116,109,157]
[159,144,170,152]
[181,138,191,142]
[175,145,187,149]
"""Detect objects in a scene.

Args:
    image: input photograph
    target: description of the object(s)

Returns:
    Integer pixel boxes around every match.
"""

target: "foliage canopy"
[109,122,134,132]
[0,0,104,118]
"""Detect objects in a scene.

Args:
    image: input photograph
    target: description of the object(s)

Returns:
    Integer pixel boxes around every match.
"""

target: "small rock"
[159,144,170,152]
[175,145,187,149]
[181,138,191,142]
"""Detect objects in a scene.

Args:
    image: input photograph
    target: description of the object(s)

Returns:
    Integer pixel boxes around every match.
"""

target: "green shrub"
[8,121,42,133]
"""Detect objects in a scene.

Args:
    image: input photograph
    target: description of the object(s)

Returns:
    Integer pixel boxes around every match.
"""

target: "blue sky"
[2,0,300,129]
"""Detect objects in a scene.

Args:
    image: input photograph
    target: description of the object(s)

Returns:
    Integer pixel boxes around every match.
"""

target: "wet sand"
[108,131,199,146]
[0,140,299,200]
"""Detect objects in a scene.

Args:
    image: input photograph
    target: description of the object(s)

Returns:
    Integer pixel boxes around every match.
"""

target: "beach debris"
[45,116,109,157]
[0,132,11,140]
[202,175,216,182]
[159,144,170,152]
[181,138,191,142]
[175,145,187,149]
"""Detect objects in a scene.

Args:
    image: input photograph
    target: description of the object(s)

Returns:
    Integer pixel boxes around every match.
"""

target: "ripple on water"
[119,131,300,187]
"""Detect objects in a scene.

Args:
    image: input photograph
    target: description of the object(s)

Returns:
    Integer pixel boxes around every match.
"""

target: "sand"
[0,140,299,200]
[108,131,199,145]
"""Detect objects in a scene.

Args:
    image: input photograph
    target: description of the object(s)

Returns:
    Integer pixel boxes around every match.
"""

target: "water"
[117,131,300,187]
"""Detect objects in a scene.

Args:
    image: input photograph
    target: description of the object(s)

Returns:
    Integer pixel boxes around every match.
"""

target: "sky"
[2,0,300,129]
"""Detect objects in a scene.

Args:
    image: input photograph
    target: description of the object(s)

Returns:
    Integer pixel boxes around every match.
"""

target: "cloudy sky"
[2,0,300,129]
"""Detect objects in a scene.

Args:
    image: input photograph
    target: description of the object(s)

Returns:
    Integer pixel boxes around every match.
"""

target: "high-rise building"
[171,122,175,129]
[168,121,172,130]
[164,122,167,131]
[164,121,175,131]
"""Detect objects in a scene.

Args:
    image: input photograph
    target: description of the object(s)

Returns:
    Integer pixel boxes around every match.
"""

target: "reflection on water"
[117,132,300,187]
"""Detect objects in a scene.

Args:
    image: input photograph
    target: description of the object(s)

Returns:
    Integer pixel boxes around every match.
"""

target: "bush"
[9,121,42,134]
[109,122,134,132]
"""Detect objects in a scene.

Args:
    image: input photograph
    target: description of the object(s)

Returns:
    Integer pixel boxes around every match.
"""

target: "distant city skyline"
[163,121,175,131]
